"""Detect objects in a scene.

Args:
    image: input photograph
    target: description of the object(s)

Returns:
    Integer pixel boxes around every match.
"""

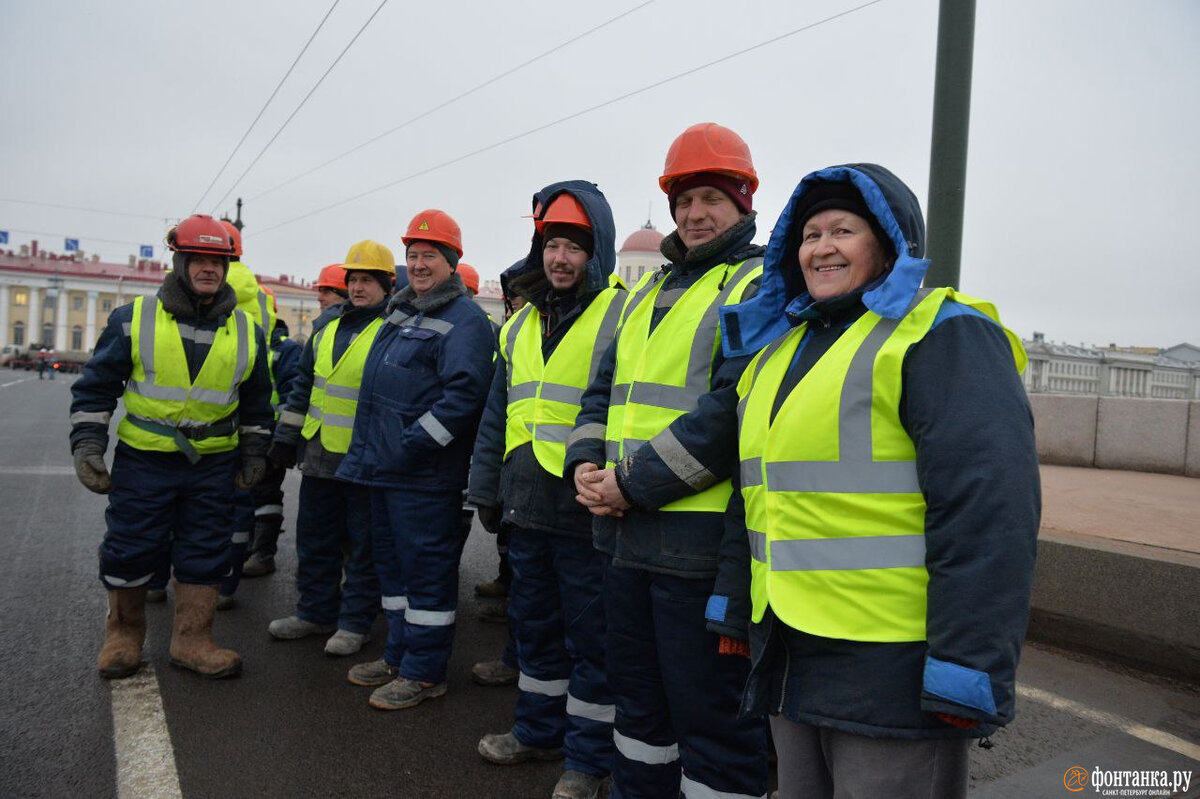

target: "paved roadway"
[1,372,1197,799]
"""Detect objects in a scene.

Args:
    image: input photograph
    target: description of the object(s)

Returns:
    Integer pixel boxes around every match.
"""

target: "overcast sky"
[2,0,1197,347]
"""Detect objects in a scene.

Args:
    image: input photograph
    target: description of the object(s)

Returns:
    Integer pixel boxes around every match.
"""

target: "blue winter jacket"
[709,164,1041,739]
[467,181,620,537]
[270,318,302,408]
[336,274,496,491]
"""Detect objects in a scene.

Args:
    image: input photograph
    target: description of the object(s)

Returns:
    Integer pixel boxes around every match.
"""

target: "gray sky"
[2,0,1197,347]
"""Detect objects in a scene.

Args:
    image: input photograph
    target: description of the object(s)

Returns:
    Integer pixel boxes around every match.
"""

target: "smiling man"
[563,124,770,799]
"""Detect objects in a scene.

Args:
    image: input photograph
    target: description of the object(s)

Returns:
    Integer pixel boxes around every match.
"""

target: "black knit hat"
[344,268,393,295]
[405,241,460,270]
[793,181,894,258]
[543,222,594,257]
[668,171,753,216]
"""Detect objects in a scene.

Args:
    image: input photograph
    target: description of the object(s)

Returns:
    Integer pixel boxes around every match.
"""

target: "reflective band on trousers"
[382,595,408,610]
[613,730,679,765]
[405,607,456,626]
[567,694,616,724]
[680,774,767,799]
[518,672,569,696]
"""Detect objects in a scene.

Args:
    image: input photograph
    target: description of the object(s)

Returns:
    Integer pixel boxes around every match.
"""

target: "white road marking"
[1,376,37,387]
[110,660,183,799]
[1019,684,1200,761]
[0,466,76,475]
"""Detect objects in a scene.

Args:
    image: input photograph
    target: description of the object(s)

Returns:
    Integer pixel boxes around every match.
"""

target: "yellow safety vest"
[605,257,762,513]
[501,287,625,475]
[117,295,255,457]
[301,316,383,454]
[737,288,1026,641]
[228,259,277,343]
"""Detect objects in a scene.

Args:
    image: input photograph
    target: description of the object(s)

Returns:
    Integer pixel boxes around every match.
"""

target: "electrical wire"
[1,228,150,249]
[254,0,885,236]
[246,0,658,203]
[0,198,163,222]
[208,0,390,215]
[191,1,342,213]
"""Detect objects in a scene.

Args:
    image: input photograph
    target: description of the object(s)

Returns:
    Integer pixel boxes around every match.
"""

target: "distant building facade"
[0,240,320,356]
[617,222,665,287]
[1023,333,1200,400]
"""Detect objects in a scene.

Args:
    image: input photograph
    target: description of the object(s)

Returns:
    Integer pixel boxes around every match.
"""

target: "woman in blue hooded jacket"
[710,164,1040,798]
[337,209,497,711]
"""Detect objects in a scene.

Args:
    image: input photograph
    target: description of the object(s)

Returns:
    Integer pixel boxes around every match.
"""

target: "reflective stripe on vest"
[116,296,254,455]
[737,288,1026,642]
[501,287,624,475]
[605,258,762,513]
[301,316,383,454]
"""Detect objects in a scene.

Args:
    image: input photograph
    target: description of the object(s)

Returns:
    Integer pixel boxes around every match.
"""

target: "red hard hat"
[534,194,591,234]
[658,122,758,194]
[457,262,480,294]
[220,220,243,258]
[167,214,233,256]
[402,209,463,256]
[315,263,348,291]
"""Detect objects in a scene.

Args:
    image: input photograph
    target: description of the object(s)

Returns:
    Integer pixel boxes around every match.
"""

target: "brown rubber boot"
[97,586,148,679]
[168,582,242,679]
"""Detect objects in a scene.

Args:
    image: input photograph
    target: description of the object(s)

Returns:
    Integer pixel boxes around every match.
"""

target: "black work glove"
[73,439,111,494]
[266,440,298,470]
[236,434,270,490]
[476,504,503,535]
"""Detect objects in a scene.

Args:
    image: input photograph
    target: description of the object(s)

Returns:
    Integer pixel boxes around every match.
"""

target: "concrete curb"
[1028,531,1200,682]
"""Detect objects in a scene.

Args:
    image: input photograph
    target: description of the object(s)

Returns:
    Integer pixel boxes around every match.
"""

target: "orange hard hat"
[457,262,480,294]
[534,193,591,234]
[402,209,463,256]
[220,220,243,257]
[658,122,758,194]
[315,263,348,291]
[166,214,233,256]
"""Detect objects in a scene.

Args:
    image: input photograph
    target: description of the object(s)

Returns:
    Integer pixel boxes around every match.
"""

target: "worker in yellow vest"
[563,124,769,799]
[712,164,1040,798]
[469,182,623,799]
[265,240,393,657]
[69,213,273,679]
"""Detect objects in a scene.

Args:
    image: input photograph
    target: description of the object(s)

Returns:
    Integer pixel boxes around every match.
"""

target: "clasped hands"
[573,463,631,517]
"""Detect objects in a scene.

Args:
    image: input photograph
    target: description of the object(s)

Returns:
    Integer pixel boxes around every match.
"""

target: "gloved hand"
[477,504,503,535]
[266,440,298,470]
[236,434,270,490]
[73,439,112,494]
[718,635,750,658]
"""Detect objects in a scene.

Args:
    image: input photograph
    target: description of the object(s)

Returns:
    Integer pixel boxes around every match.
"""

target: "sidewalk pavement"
[1031,465,1200,681]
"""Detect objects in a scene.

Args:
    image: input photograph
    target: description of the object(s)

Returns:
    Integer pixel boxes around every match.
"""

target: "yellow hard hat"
[341,240,396,275]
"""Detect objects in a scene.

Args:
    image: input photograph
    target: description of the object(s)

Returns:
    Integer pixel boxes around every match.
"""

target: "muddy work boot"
[168,582,242,679]
[97,586,149,679]
[471,658,519,686]
[268,615,336,640]
[477,598,509,624]
[552,770,607,799]
[347,658,398,687]
[474,579,509,599]
[324,629,368,657]
[477,731,563,765]
[241,552,275,578]
[242,514,282,577]
[369,677,447,710]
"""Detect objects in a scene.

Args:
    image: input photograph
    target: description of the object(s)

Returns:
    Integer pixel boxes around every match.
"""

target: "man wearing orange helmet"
[469,182,623,799]
[338,210,497,711]
[69,213,273,680]
[315,263,349,311]
[564,123,770,798]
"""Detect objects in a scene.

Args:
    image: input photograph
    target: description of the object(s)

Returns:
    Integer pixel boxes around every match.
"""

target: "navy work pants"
[99,443,237,588]
[605,563,769,799]
[294,475,379,634]
[508,528,613,778]
[372,487,467,684]
[218,488,255,597]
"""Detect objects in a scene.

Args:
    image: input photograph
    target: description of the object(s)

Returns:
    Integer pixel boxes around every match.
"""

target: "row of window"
[5,290,114,313]
[8,322,87,350]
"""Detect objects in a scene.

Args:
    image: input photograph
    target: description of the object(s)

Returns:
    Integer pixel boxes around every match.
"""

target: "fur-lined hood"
[158,271,238,321]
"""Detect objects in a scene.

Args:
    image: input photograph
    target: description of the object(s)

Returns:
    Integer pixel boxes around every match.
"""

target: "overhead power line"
[0,198,164,222]
[2,228,151,249]
[255,0,885,236]
[246,0,658,203]
[208,0,391,215]
[192,0,343,213]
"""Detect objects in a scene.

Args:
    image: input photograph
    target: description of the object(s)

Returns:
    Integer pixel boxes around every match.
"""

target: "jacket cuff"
[922,656,997,718]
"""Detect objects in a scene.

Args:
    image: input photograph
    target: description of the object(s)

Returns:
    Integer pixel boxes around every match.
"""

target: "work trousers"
[218,488,255,597]
[770,715,969,799]
[372,487,467,684]
[249,464,287,558]
[294,475,379,634]
[605,563,769,799]
[508,528,613,778]
[99,443,237,588]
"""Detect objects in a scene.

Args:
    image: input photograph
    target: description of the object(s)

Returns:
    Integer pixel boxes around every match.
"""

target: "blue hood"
[501,180,616,300]
[721,163,930,357]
